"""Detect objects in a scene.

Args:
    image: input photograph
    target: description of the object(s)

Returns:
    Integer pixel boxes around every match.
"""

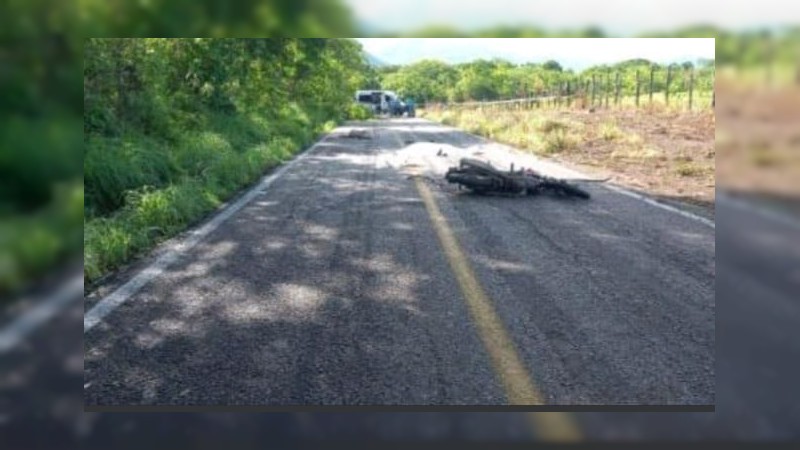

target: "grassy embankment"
[83,106,367,286]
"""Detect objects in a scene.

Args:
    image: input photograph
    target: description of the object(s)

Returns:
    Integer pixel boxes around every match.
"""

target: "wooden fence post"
[765,36,775,86]
[649,65,655,104]
[795,62,800,86]
[567,80,572,107]
[553,83,558,108]
[688,68,695,110]
[614,71,621,106]
[556,83,561,108]
[553,84,558,108]
[794,41,800,85]
[635,70,641,107]
[665,64,673,106]
[605,69,610,108]
[585,79,590,108]
[591,74,596,107]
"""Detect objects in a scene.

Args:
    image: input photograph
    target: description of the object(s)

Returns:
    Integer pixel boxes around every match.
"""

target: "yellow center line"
[413,176,582,442]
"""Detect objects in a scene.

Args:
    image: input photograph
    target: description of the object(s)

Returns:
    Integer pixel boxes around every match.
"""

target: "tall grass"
[599,121,624,141]
[427,108,583,156]
[83,107,329,285]
[542,129,580,154]
[84,136,174,216]
[1,183,83,293]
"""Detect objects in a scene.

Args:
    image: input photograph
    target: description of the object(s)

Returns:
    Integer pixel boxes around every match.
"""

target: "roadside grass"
[586,91,715,112]
[609,134,664,160]
[429,109,584,156]
[599,121,624,141]
[542,129,580,154]
[83,109,339,286]
[674,162,707,177]
[1,183,83,294]
[538,119,568,134]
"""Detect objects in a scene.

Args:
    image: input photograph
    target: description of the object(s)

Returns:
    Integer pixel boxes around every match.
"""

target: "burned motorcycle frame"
[445,158,591,199]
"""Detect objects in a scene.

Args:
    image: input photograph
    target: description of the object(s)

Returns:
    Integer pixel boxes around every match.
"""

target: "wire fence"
[423,66,715,112]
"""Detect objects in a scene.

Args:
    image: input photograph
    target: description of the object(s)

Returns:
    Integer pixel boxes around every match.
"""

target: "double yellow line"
[414,177,582,442]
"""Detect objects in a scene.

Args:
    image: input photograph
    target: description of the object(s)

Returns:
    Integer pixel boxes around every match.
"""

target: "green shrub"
[1,222,62,293]
[84,219,142,282]
[84,136,175,214]
[2,117,82,211]
[209,113,273,150]
[172,132,235,177]
[84,180,221,282]
[346,103,373,120]
[1,183,83,295]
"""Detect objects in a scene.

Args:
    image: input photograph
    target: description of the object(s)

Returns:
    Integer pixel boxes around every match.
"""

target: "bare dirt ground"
[544,106,715,211]
[425,104,716,213]
[714,78,800,215]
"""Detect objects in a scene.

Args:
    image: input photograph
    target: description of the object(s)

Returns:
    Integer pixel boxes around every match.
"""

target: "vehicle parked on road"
[355,90,408,116]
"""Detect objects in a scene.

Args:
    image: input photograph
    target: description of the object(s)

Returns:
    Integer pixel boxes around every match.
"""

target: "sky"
[356,38,715,70]
[345,0,797,35]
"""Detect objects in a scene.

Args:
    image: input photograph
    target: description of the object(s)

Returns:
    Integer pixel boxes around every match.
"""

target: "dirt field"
[715,79,800,201]
[543,106,714,209]
[424,104,716,212]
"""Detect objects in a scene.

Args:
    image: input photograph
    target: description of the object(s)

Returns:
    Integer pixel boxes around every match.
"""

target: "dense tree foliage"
[81,38,372,283]
[379,58,715,104]
[1,0,360,295]
[84,38,370,212]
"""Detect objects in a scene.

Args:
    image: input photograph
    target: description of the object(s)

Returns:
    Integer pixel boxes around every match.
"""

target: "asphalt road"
[3,118,800,445]
[83,118,714,408]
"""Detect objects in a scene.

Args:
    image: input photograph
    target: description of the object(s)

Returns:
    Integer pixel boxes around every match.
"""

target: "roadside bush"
[209,113,274,151]
[1,183,83,295]
[84,136,175,215]
[172,132,235,178]
[346,103,373,120]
